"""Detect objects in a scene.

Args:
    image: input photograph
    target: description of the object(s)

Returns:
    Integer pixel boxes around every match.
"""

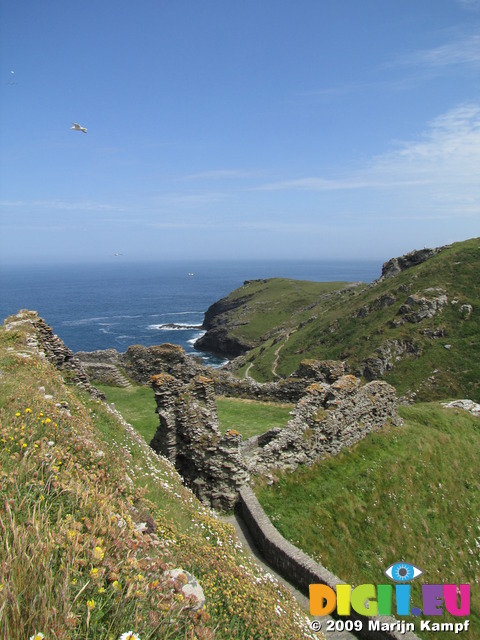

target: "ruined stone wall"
[243,374,400,477]
[212,371,307,403]
[5,311,104,399]
[150,373,249,510]
[78,344,205,386]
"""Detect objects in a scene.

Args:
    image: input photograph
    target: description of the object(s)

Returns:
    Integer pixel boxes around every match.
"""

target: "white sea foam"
[147,323,203,331]
[63,316,110,326]
[187,331,206,345]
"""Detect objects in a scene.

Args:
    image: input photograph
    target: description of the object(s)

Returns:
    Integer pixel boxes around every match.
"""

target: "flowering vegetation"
[0,317,318,640]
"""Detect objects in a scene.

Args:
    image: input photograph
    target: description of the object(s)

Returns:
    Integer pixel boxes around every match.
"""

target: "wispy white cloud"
[397,33,480,68]
[254,103,480,216]
[148,191,228,208]
[181,169,254,181]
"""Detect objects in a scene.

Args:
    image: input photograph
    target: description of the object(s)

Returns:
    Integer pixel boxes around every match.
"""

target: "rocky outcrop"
[359,339,423,380]
[396,287,448,324]
[4,311,104,399]
[441,399,480,417]
[377,246,446,281]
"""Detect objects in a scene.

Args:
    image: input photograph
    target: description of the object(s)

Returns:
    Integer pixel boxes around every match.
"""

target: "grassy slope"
[0,320,317,640]
[97,383,159,443]
[255,402,480,640]
[225,238,480,401]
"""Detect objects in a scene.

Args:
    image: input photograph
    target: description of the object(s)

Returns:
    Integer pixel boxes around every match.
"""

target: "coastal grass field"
[0,318,317,640]
[254,402,480,640]
[98,383,293,442]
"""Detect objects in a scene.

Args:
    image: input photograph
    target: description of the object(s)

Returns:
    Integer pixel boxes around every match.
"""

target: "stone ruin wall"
[147,352,400,510]
[5,311,104,399]
[149,373,249,511]
[243,375,400,478]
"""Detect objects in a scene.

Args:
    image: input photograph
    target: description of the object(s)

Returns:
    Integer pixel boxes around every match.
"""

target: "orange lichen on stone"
[150,373,176,386]
[151,344,185,354]
[305,382,326,394]
[332,375,358,391]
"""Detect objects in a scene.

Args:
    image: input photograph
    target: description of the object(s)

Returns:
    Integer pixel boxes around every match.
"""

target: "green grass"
[255,402,480,639]
[97,383,158,443]
[216,396,294,439]
[97,383,294,442]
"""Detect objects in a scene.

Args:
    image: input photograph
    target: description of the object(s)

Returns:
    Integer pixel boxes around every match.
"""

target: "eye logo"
[385,562,423,582]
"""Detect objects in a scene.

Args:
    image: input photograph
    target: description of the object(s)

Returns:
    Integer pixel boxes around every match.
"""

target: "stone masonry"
[150,373,249,511]
[243,374,400,477]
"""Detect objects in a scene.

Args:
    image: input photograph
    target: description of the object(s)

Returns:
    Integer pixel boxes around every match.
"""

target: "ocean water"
[0,260,381,365]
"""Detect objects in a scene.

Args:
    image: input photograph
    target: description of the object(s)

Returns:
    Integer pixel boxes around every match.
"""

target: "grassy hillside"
[208,238,480,402]
[255,402,480,639]
[0,318,317,640]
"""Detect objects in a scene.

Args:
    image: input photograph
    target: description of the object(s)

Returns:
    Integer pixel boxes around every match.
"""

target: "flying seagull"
[71,122,87,133]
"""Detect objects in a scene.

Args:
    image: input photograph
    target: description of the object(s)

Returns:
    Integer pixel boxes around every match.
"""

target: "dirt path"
[222,512,359,640]
[271,329,296,378]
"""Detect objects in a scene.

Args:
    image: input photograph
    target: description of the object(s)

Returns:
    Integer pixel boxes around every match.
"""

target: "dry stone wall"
[238,486,419,640]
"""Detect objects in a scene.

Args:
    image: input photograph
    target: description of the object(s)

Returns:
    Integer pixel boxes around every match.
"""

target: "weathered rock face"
[243,374,400,477]
[150,373,249,511]
[378,246,446,281]
[4,311,104,399]
[194,290,257,358]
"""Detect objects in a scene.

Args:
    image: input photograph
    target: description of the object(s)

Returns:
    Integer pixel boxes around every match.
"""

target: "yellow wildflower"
[93,546,105,561]
[87,599,95,610]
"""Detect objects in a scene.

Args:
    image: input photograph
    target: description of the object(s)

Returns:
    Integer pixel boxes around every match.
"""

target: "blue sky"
[1,0,479,264]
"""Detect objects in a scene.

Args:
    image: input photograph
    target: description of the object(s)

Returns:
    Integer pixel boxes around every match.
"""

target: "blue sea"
[0,260,381,365]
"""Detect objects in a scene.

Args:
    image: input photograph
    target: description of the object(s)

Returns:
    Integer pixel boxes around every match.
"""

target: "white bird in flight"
[71,122,87,133]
